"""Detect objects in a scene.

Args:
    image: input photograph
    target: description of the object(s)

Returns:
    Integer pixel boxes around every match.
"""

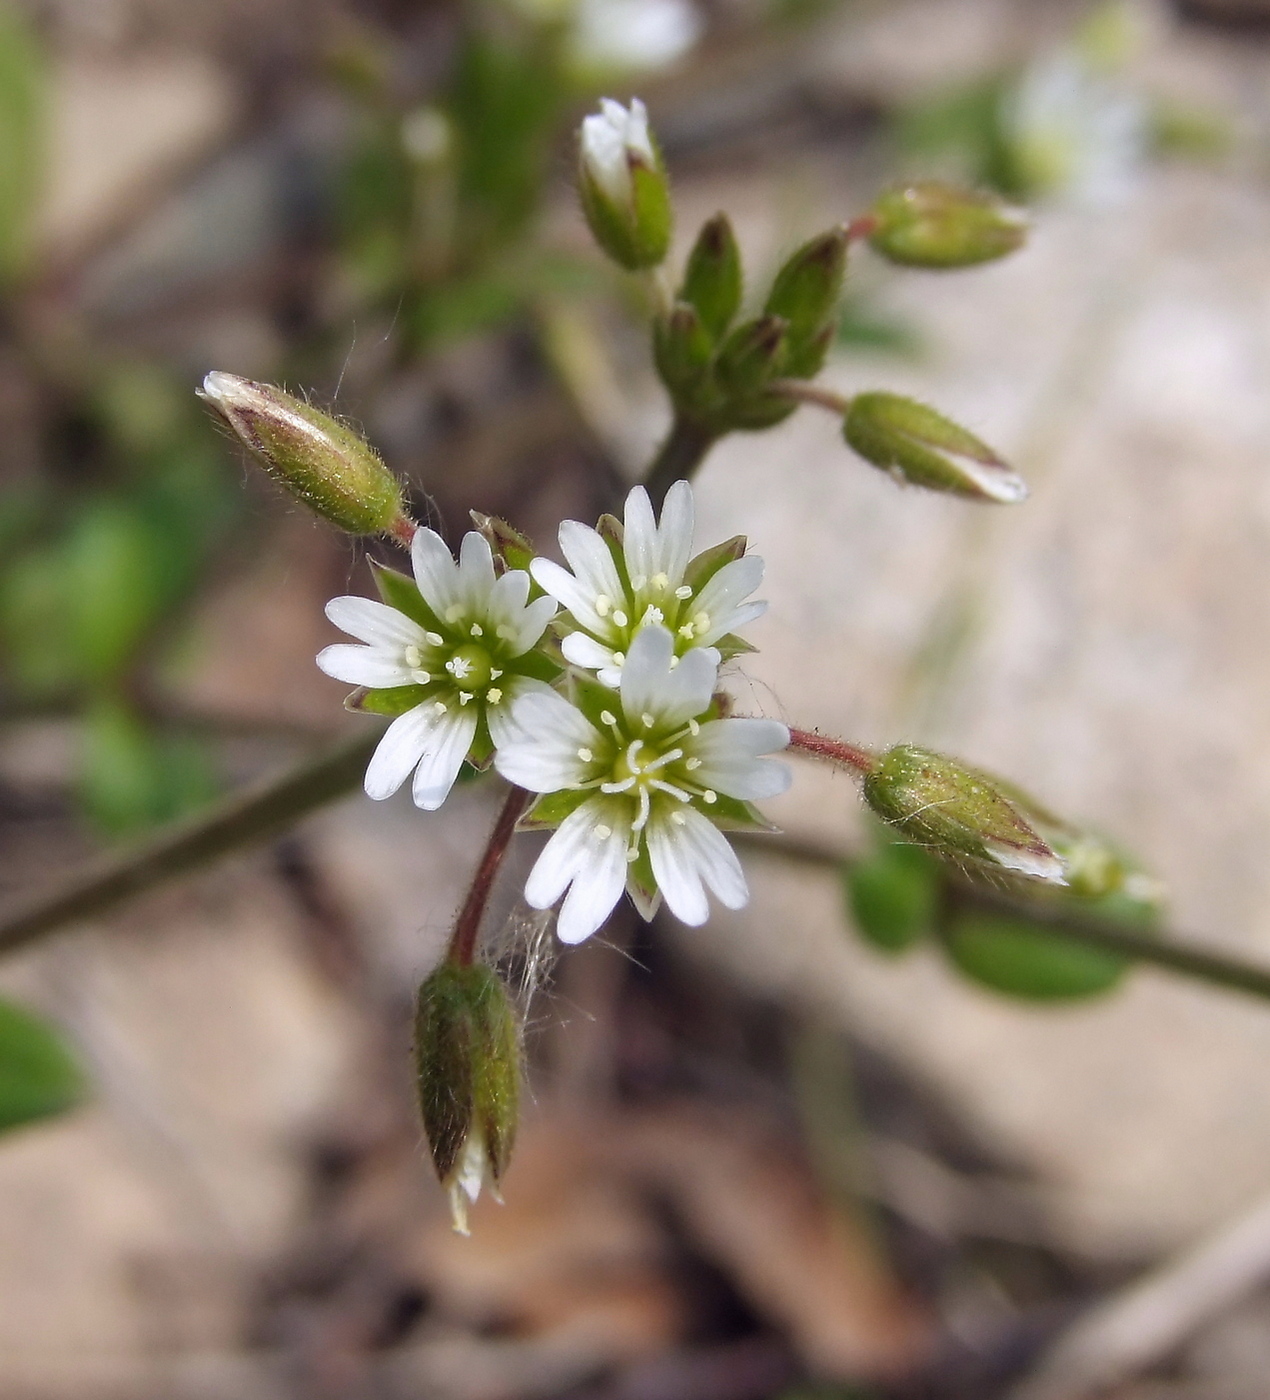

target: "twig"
[447,784,531,966]
[1010,1187,1270,1400]
[739,831,1270,1004]
[0,732,380,956]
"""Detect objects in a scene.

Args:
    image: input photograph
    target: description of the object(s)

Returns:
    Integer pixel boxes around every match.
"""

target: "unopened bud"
[470,512,535,574]
[715,315,788,397]
[680,213,742,341]
[199,373,405,534]
[764,228,847,377]
[578,98,672,271]
[863,745,1066,884]
[654,302,713,401]
[414,962,520,1235]
[869,182,1028,269]
[844,392,1027,503]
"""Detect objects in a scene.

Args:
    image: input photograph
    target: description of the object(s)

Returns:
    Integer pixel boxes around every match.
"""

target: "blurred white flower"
[532,480,766,687]
[572,0,701,72]
[495,625,789,943]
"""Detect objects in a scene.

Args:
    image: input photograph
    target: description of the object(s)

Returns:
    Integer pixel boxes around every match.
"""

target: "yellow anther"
[651,573,670,590]
[444,605,464,623]
[595,824,612,840]
[685,757,701,770]
[641,713,655,729]
[486,687,503,704]
[679,623,695,640]
[703,790,717,803]
[577,747,593,762]
[470,623,483,637]
[426,631,444,646]
[600,710,618,727]
[405,645,423,668]
[595,594,612,617]
[674,584,692,600]
[612,610,628,628]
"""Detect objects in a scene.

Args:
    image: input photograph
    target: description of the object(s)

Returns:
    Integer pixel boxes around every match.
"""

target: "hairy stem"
[789,727,876,775]
[643,416,719,509]
[385,513,419,549]
[448,784,531,967]
[768,380,853,417]
[0,732,380,956]
[750,832,1270,1004]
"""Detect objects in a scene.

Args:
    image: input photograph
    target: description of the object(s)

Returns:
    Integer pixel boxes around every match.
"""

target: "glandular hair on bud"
[863,744,1066,884]
[844,392,1028,504]
[869,182,1028,269]
[199,372,405,535]
[414,961,520,1235]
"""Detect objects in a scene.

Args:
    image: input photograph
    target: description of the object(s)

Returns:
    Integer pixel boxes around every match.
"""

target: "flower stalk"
[447,784,532,967]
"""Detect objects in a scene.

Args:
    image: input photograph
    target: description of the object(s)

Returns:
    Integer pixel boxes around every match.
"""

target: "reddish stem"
[448,784,532,966]
[845,214,880,243]
[788,728,875,776]
[386,513,418,550]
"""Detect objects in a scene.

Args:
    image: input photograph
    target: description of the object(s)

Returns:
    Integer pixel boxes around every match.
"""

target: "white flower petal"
[655,479,694,585]
[530,558,614,639]
[457,532,497,614]
[412,528,463,620]
[561,631,616,671]
[325,596,426,648]
[493,689,598,791]
[412,706,478,810]
[692,555,764,643]
[509,593,558,655]
[618,624,676,724]
[648,806,748,925]
[597,666,623,689]
[485,676,559,752]
[487,567,530,622]
[702,600,766,647]
[558,519,626,612]
[691,718,792,800]
[363,705,435,800]
[557,816,630,944]
[316,644,414,688]
[622,486,660,586]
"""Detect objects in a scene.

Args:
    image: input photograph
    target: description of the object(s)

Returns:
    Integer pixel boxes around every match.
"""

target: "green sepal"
[695,793,774,832]
[627,844,659,920]
[679,213,743,341]
[370,560,442,631]
[726,390,798,432]
[514,649,564,683]
[714,632,758,661]
[682,535,747,592]
[414,963,478,1182]
[781,323,834,381]
[520,787,593,830]
[347,684,425,717]
[844,837,939,954]
[467,713,495,769]
[596,513,623,548]
[940,911,1127,1002]
[571,674,623,732]
[629,153,673,269]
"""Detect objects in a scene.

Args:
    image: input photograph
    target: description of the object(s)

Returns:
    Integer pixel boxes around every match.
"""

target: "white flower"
[531,480,766,688]
[318,529,557,810]
[494,625,790,943]
[572,0,701,73]
[579,97,655,211]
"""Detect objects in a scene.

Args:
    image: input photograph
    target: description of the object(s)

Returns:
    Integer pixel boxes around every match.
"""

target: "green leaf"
[0,997,83,1133]
[845,842,939,954]
[520,787,592,829]
[941,910,1127,1001]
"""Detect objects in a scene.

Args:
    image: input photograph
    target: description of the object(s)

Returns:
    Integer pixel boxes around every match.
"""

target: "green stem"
[0,733,379,956]
[747,832,1270,1004]
[643,415,718,508]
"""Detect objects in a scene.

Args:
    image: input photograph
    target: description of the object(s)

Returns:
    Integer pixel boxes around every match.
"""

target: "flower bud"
[868,182,1028,268]
[653,301,713,401]
[415,962,520,1235]
[763,227,847,377]
[863,745,1066,884]
[679,213,742,341]
[714,314,788,397]
[578,98,672,271]
[199,373,406,534]
[843,392,1028,504]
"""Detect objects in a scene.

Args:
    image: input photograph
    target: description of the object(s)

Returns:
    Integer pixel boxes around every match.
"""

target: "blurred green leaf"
[0,997,83,1134]
[941,909,1127,1000]
[844,839,939,954]
[0,544,76,696]
[80,698,218,838]
[0,2,45,283]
